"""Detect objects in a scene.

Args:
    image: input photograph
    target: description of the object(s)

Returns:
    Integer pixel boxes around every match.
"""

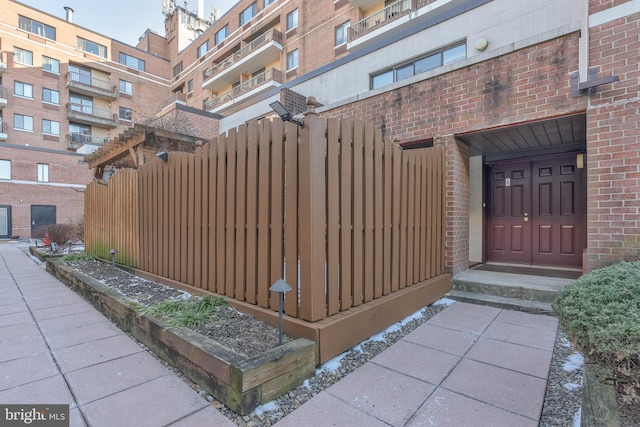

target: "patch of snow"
[433,297,456,306]
[564,382,581,390]
[573,407,582,427]
[253,401,279,416]
[317,352,348,374]
[563,353,584,372]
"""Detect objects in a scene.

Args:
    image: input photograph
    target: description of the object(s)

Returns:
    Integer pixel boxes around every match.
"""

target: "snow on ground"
[253,401,279,417]
[563,353,584,372]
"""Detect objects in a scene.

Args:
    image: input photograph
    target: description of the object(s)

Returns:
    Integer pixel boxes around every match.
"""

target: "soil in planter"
[66,258,292,358]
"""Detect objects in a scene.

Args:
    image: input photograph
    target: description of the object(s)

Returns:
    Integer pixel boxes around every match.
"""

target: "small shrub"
[61,253,95,263]
[553,261,640,368]
[33,224,82,244]
[138,296,227,328]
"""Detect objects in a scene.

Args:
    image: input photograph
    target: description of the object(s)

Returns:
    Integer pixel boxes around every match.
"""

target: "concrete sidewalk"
[0,242,234,427]
[0,242,558,426]
[275,300,558,426]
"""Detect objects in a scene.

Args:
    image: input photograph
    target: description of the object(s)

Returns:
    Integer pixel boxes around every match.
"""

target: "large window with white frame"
[14,47,33,66]
[286,9,298,31]
[42,119,60,136]
[37,163,49,182]
[215,25,228,44]
[42,88,60,105]
[77,37,107,58]
[42,56,60,74]
[0,160,10,180]
[14,114,34,131]
[19,15,56,40]
[370,42,467,89]
[335,21,350,47]
[119,52,145,71]
[119,80,133,95]
[197,40,209,58]
[286,49,298,71]
[14,81,33,98]
[240,3,257,25]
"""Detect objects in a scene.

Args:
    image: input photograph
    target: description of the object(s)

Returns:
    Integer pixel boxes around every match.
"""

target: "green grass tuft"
[61,253,96,262]
[138,296,227,328]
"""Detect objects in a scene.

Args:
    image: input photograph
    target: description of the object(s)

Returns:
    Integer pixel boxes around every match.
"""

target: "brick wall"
[584,8,640,270]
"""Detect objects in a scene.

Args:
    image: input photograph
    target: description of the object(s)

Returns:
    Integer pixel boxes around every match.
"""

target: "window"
[173,61,183,77]
[215,25,228,44]
[0,160,10,180]
[14,114,34,131]
[37,164,49,183]
[119,80,133,94]
[19,16,56,40]
[77,37,107,58]
[286,9,298,31]
[70,94,93,114]
[69,64,91,85]
[14,81,33,98]
[240,3,256,25]
[286,49,298,71]
[69,123,91,143]
[42,119,60,135]
[119,52,145,71]
[197,40,208,58]
[187,79,194,93]
[370,42,467,89]
[14,47,33,66]
[264,0,276,7]
[119,107,132,121]
[42,88,60,105]
[42,56,60,74]
[335,21,350,47]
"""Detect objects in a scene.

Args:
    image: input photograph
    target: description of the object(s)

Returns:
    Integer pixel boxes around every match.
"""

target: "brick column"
[434,134,469,276]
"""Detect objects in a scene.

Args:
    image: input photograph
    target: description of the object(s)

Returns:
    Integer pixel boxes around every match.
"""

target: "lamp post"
[109,248,117,267]
[269,278,292,345]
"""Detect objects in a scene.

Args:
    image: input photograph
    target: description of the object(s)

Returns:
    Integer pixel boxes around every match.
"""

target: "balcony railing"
[202,28,283,80]
[205,68,282,111]
[67,71,117,99]
[164,91,187,106]
[66,103,117,127]
[349,0,412,41]
[66,133,109,150]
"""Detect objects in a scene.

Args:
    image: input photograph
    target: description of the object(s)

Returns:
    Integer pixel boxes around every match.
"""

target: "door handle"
[523,212,529,222]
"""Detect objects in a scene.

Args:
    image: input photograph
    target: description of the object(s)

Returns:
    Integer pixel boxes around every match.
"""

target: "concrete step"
[446,290,553,315]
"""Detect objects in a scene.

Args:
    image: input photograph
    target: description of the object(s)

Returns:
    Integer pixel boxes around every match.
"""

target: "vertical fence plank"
[352,120,364,306]
[226,130,237,298]
[257,120,271,308]
[187,154,196,286]
[208,140,218,291]
[270,119,285,309]
[407,155,416,286]
[235,126,247,301]
[419,150,428,281]
[340,119,353,310]
[194,149,203,288]
[363,123,374,302]
[437,145,445,274]
[298,117,327,321]
[399,152,409,289]
[373,129,384,298]
[216,137,227,295]
[160,154,168,277]
[200,144,210,290]
[391,142,401,292]
[179,154,189,283]
[426,149,434,278]
[245,123,259,304]
[284,122,299,316]
[326,118,340,315]
[383,137,392,295]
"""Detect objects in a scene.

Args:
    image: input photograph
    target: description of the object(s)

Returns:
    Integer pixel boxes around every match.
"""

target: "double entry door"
[486,154,585,268]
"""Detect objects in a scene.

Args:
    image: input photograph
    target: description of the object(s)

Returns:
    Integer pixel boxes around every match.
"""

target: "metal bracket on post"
[571,67,619,97]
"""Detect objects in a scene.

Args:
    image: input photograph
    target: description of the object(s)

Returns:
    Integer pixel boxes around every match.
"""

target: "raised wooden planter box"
[46,259,316,415]
[29,246,64,262]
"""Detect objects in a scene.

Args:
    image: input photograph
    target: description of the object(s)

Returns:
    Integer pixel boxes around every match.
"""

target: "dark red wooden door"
[486,154,585,268]
[486,161,532,264]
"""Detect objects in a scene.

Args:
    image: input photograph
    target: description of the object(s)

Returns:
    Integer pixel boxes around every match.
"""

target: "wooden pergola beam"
[88,132,148,169]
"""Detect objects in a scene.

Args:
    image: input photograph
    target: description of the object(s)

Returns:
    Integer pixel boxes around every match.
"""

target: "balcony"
[0,85,6,108]
[66,103,117,128]
[66,133,109,151]
[0,121,7,141]
[0,52,6,73]
[202,28,283,92]
[67,71,117,100]
[205,68,282,114]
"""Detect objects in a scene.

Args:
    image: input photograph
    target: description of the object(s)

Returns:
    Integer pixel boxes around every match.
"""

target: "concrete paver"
[0,242,560,426]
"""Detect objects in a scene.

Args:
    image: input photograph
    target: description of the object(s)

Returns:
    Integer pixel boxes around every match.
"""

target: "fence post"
[298,98,327,321]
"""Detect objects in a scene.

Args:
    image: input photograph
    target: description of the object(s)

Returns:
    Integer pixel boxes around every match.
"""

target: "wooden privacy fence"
[85,115,444,322]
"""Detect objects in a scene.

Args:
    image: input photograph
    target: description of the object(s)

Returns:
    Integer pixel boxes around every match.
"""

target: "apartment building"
[3,0,639,274]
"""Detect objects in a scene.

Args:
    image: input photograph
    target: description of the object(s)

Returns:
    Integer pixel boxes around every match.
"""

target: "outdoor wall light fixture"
[109,248,117,267]
[269,101,304,128]
[269,278,292,345]
[156,151,168,162]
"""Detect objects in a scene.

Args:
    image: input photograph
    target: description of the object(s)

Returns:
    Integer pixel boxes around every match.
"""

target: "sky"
[18,0,238,46]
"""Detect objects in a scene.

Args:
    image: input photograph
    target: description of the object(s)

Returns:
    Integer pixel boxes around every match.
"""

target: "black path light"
[109,248,117,266]
[269,101,304,128]
[269,278,292,345]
